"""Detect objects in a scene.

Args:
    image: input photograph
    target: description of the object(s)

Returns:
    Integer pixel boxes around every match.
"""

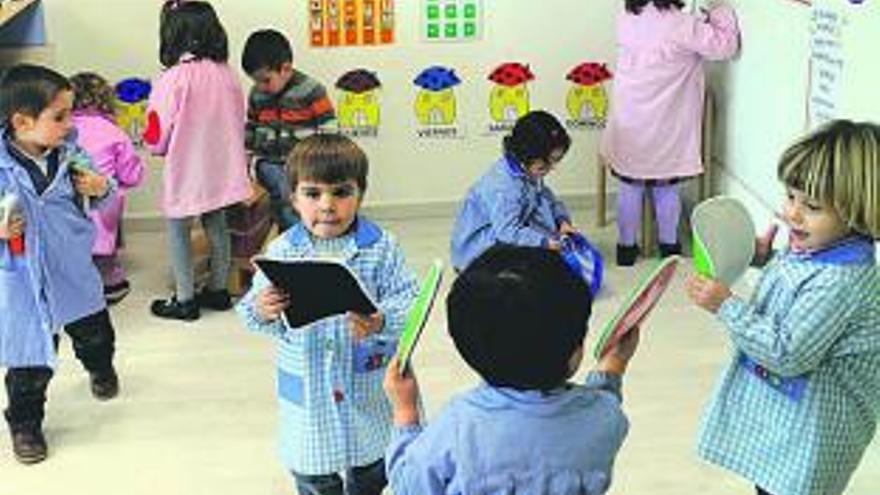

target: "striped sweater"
[246,70,335,163]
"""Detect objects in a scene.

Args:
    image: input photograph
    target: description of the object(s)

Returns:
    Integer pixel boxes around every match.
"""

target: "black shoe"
[196,288,232,311]
[659,242,682,257]
[10,427,47,465]
[90,369,119,401]
[104,280,131,306]
[616,244,639,267]
[150,297,200,321]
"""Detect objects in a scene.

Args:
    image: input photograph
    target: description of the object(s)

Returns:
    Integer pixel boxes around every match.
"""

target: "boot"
[90,368,119,401]
[151,297,200,321]
[8,423,47,465]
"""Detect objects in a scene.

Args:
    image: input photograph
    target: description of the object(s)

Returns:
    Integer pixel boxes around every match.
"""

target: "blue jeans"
[292,459,386,495]
[255,160,299,231]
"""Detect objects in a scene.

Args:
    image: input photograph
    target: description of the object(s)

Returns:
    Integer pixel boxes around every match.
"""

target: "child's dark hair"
[448,245,592,391]
[778,119,880,238]
[0,64,71,126]
[625,0,685,15]
[159,1,229,68]
[503,110,571,166]
[70,72,116,116]
[287,134,368,192]
[241,29,293,75]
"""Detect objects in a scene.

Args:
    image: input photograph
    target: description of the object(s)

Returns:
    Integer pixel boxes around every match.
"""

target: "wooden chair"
[595,89,715,255]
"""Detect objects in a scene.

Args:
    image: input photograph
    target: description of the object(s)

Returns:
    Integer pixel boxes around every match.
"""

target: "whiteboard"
[715,0,880,224]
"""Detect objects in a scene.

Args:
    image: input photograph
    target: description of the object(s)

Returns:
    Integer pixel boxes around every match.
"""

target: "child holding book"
[686,120,880,495]
[383,245,640,494]
[235,134,418,495]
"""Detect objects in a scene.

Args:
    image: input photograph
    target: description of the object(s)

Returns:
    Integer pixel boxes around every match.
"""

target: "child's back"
[384,246,638,495]
[146,58,249,216]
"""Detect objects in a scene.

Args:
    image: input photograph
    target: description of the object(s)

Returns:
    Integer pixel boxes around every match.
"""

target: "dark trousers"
[292,459,386,495]
[4,309,115,432]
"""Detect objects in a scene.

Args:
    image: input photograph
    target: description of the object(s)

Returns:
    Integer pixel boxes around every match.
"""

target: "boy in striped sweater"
[242,29,335,231]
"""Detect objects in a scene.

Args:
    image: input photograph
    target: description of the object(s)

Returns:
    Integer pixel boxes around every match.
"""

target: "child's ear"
[10,112,35,133]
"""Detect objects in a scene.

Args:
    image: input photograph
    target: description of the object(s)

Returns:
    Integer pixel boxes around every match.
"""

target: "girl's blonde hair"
[778,120,880,238]
[70,72,116,116]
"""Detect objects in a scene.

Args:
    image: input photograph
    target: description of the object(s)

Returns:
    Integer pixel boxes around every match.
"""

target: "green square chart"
[422,0,483,42]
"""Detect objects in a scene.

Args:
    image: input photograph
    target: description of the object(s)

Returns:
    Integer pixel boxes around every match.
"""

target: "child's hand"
[72,168,109,197]
[753,224,779,266]
[348,311,384,340]
[559,221,577,236]
[597,326,641,375]
[0,215,24,240]
[255,285,289,321]
[383,356,421,426]
[546,238,562,251]
[685,274,732,313]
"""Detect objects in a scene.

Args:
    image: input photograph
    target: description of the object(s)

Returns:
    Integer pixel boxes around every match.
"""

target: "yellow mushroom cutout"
[487,62,535,124]
[336,69,381,135]
[114,78,151,146]
[565,62,612,128]
[413,66,461,126]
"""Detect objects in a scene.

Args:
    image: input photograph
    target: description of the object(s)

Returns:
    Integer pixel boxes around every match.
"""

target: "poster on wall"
[309,0,395,47]
[808,0,846,129]
[485,62,535,134]
[114,78,151,147]
[564,62,612,130]
[421,0,483,42]
[336,69,382,138]
[413,66,464,139]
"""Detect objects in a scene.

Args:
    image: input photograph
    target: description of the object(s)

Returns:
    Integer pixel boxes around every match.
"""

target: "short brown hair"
[70,72,116,116]
[287,134,368,192]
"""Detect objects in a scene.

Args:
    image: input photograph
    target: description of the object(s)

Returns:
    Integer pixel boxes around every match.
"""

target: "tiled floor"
[3,210,878,494]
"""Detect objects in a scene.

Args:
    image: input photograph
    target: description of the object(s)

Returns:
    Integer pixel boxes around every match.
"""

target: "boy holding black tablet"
[235,134,418,495]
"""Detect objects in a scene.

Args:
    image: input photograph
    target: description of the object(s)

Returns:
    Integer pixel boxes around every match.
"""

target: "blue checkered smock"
[698,236,879,495]
[236,217,418,476]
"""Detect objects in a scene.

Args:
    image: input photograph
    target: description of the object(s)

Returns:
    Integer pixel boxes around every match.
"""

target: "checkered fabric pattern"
[698,247,880,495]
[236,220,418,475]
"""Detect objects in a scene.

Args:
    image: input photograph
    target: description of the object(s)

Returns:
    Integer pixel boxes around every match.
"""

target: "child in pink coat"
[143,1,250,321]
[71,72,145,305]
[600,0,739,266]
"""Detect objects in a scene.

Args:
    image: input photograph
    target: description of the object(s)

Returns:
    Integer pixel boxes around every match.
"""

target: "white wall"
[36,0,622,221]
[710,0,880,229]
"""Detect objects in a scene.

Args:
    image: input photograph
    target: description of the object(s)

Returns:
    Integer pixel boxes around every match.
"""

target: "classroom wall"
[34,0,622,222]
[710,0,880,228]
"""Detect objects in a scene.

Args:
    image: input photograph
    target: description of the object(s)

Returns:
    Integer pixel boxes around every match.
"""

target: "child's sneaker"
[9,427,47,465]
[104,280,131,305]
[90,368,119,400]
[196,288,232,311]
[150,297,200,321]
